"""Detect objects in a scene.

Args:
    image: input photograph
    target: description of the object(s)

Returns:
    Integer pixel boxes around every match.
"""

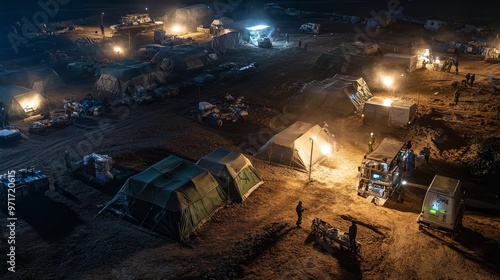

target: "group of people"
[465,73,476,87]
[441,58,459,74]
[0,102,10,129]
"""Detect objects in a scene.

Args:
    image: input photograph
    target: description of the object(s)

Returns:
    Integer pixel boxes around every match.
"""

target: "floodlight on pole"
[309,136,317,182]
[113,46,122,59]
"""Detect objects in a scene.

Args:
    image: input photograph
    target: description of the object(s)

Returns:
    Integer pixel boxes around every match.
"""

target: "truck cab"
[357,138,410,205]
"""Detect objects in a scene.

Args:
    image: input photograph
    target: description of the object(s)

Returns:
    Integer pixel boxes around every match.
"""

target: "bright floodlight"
[113,46,122,53]
[382,76,394,87]
[320,144,332,155]
[402,180,407,185]
[172,25,181,33]
[383,98,393,106]
[246,25,270,31]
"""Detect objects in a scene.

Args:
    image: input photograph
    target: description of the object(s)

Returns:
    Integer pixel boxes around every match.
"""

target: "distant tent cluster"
[290,74,373,115]
[102,149,263,240]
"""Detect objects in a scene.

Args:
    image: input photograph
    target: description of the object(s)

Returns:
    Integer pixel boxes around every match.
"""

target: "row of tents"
[101,148,263,239]
[101,120,336,240]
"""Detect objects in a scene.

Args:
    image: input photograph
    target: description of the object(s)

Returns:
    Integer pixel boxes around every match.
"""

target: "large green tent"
[102,155,228,239]
[197,148,263,203]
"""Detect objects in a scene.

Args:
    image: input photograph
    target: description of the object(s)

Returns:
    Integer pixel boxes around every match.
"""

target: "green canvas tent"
[256,121,335,172]
[197,147,263,202]
[95,59,167,94]
[102,155,228,239]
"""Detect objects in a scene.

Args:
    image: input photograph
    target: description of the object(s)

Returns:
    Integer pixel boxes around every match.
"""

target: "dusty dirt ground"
[1,17,500,280]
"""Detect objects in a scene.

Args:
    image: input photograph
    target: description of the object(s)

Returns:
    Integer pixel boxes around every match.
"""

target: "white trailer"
[382,53,418,72]
[417,175,465,239]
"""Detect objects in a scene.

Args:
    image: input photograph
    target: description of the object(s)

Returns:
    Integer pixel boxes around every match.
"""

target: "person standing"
[454,88,460,105]
[368,133,375,153]
[349,219,358,252]
[295,201,306,227]
[421,147,431,164]
[470,73,475,87]
[298,39,302,49]
[65,150,73,173]
[466,73,471,85]
[2,110,9,127]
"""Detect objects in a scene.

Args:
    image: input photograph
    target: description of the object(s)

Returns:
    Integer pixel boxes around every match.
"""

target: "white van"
[417,175,465,238]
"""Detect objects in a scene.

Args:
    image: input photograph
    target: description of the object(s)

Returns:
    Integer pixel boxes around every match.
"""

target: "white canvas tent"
[0,85,45,117]
[382,53,418,72]
[290,75,373,115]
[95,60,167,94]
[256,121,335,172]
[197,147,263,202]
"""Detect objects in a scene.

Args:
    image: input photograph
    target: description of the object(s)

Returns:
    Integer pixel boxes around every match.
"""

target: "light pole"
[309,136,316,182]
[100,12,105,42]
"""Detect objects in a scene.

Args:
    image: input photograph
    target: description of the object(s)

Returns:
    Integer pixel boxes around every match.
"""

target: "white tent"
[256,121,335,172]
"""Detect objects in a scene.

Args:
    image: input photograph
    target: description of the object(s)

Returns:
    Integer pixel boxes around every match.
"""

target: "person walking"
[454,88,460,105]
[349,219,358,252]
[421,147,431,164]
[368,133,375,153]
[65,150,73,173]
[295,201,306,227]
[470,73,475,87]
[466,73,471,85]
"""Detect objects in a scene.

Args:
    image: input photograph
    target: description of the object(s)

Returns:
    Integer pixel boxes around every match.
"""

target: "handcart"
[311,217,361,254]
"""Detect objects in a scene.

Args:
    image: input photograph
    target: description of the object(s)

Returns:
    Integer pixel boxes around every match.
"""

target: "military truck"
[357,138,411,205]
[417,175,465,239]
[0,167,50,208]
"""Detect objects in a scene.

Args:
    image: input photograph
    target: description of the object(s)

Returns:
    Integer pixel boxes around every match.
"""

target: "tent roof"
[197,147,251,178]
[211,17,233,26]
[0,85,40,104]
[99,59,161,81]
[123,155,216,210]
[271,121,316,147]
[368,138,405,162]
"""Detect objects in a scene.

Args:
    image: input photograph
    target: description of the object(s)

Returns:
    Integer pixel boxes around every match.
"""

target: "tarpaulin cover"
[151,46,208,73]
[95,59,166,93]
[103,155,228,239]
[197,147,263,202]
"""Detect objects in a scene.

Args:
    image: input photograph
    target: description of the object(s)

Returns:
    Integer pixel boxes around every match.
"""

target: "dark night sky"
[0,1,497,28]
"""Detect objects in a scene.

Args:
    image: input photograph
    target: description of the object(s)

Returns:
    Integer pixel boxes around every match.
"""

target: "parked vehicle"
[0,167,50,209]
[357,138,410,205]
[417,175,465,239]
[300,23,321,34]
